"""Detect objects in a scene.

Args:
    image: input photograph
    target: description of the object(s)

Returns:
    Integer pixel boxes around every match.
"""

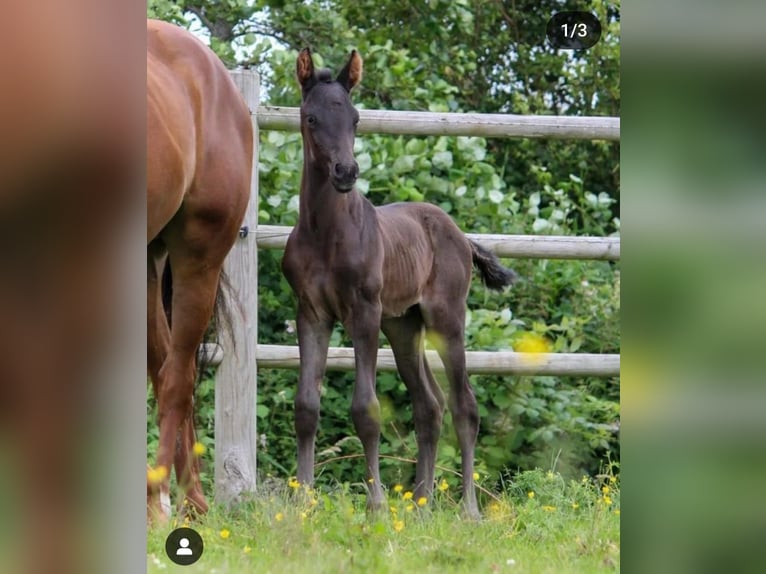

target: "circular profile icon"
[165,527,204,566]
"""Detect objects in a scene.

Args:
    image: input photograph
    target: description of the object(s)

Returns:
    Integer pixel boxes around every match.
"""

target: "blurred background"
[624,1,766,573]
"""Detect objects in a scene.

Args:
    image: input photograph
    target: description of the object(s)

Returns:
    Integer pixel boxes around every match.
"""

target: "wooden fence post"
[215,69,260,506]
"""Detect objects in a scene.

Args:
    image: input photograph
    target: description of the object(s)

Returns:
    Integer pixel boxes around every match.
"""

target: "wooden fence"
[213,70,621,505]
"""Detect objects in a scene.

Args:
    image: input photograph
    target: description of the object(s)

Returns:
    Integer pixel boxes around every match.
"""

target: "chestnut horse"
[147,19,252,520]
[282,49,516,519]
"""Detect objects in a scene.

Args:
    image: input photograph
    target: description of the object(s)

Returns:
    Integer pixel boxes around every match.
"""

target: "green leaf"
[392,155,416,174]
[404,139,426,154]
[432,150,453,170]
[356,152,372,172]
[532,218,549,232]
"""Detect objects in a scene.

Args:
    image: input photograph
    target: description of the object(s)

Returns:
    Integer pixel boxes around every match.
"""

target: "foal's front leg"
[295,307,332,486]
[346,301,386,511]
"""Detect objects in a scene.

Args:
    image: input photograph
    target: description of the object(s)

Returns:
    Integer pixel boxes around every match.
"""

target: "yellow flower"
[403,491,413,500]
[368,477,374,484]
[219,529,230,540]
[527,491,535,499]
[614,509,621,516]
[438,479,449,492]
[300,511,308,520]
[243,546,252,554]
[603,496,612,506]
[515,332,551,354]
[309,498,318,507]
[393,520,405,532]
[288,477,300,490]
[393,484,403,493]
[146,465,168,485]
[571,502,580,510]
[192,442,206,456]
[405,504,414,512]
[546,471,555,480]
[609,476,617,484]
[602,485,610,495]
[472,472,480,481]
[581,475,589,484]
[275,512,284,522]
[417,497,427,507]
[389,505,398,515]
[542,505,556,512]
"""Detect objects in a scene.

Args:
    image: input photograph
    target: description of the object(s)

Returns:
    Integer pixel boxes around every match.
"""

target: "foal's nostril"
[332,162,358,182]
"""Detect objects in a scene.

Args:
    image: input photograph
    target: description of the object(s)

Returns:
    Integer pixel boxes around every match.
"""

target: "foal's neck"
[299,157,365,236]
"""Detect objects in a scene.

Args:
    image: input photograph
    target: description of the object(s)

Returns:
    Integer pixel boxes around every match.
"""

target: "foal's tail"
[469,240,518,291]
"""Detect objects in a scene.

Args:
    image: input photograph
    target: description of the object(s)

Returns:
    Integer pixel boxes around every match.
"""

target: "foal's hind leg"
[422,302,481,519]
[382,307,445,501]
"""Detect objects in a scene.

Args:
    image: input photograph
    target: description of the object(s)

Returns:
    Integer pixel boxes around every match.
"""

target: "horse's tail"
[160,260,237,382]
[469,240,518,291]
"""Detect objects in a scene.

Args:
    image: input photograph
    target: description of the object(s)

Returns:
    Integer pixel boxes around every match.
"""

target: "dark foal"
[282,48,516,519]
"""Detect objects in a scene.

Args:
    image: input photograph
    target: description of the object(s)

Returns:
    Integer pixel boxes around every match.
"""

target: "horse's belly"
[380,256,430,317]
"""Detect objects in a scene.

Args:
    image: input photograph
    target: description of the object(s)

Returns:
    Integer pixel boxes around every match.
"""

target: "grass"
[147,469,619,573]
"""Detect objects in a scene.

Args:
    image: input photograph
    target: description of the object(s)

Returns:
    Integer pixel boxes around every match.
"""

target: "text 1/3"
[560,23,589,39]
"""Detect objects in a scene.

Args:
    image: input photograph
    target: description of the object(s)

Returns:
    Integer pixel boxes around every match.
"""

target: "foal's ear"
[296,48,316,92]
[336,50,363,92]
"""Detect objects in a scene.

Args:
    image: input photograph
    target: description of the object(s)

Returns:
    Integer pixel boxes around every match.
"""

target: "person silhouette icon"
[176,538,193,556]
[166,527,204,565]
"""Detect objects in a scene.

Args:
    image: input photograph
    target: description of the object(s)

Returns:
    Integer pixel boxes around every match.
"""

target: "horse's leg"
[382,308,445,502]
[294,307,332,486]
[154,242,222,520]
[345,301,386,511]
[161,257,207,517]
[146,248,171,521]
[175,413,207,516]
[422,302,480,519]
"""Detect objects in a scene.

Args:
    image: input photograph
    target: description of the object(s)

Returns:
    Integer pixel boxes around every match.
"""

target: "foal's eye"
[306,115,317,126]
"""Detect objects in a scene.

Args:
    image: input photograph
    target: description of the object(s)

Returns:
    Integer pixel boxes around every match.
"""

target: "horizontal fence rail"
[257,106,621,141]
[201,344,620,377]
[256,225,620,261]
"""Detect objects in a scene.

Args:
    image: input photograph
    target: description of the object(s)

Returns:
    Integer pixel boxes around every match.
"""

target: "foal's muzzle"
[331,160,359,192]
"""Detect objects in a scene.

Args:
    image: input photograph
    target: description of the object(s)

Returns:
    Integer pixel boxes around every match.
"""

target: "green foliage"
[147,1,620,493]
